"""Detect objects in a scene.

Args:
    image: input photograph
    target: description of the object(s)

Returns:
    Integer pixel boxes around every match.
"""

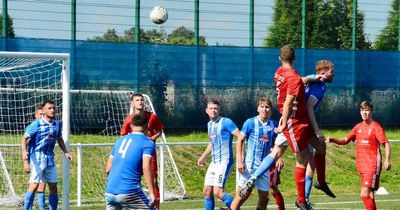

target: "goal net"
[0,52,70,207]
[0,51,185,207]
[69,90,186,204]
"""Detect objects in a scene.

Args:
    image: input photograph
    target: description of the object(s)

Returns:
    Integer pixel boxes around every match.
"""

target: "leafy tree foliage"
[264,0,371,50]
[374,0,399,50]
[89,26,207,46]
[0,14,15,37]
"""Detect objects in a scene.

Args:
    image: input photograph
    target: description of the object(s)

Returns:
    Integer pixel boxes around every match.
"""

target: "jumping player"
[197,100,241,210]
[327,101,391,210]
[303,60,336,206]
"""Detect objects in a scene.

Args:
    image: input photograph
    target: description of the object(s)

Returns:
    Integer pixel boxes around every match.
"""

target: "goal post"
[0,51,70,209]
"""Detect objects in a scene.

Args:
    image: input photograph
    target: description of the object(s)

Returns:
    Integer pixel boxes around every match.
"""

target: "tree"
[167,26,207,46]
[374,0,399,50]
[264,0,371,50]
[0,14,15,37]
[89,26,207,46]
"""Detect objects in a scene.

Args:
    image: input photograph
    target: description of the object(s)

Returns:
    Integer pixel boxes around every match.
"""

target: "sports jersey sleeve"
[309,83,326,102]
[286,75,301,96]
[346,125,358,142]
[149,113,164,131]
[224,118,238,134]
[120,115,132,136]
[240,119,252,137]
[143,140,155,157]
[24,121,39,137]
[374,123,388,144]
[57,121,62,138]
[109,144,116,158]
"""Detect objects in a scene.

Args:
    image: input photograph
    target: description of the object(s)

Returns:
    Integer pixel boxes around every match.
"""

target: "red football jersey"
[120,111,164,138]
[273,66,308,121]
[346,121,388,174]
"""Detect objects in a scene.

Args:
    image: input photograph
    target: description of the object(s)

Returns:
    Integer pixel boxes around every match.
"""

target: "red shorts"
[360,173,380,190]
[282,118,310,153]
[269,165,281,187]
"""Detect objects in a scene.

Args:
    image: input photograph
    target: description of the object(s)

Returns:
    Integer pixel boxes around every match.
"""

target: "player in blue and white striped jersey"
[231,97,282,210]
[21,100,72,210]
[198,100,241,210]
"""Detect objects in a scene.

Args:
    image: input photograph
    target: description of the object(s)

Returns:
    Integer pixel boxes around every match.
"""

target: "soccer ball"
[150,6,168,25]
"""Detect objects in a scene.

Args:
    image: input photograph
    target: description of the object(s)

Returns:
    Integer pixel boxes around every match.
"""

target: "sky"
[0,0,394,47]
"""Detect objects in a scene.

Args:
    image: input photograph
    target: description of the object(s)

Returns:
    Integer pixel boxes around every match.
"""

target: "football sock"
[295,167,306,203]
[253,155,275,178]
[305,175,313,200]
[37,192,46,210]
[24,190,35,210]
[314,153,326,184]
[48,194,58,210]
[204,196,215,210]
[272,191,285,210]
[362,195,377,210]
[221,193,234,208]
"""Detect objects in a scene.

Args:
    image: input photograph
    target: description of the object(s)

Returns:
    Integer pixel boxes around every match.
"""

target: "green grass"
[2,128,399,209]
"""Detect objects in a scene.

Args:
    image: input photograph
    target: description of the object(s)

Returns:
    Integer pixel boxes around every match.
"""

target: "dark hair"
[130,93,144,101]
[257,97,272,108]
[207,99,220,106]
[360,100,373,111]
[280,44,295,62]
[41,100,55,107]
[131,112,149,127]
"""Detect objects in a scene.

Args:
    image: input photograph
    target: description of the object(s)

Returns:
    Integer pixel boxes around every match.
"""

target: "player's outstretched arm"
[198,142,212,167]
[326,136,351,145]
[143,156,155,207]
[236,133,246,174]
[383,142,391,171]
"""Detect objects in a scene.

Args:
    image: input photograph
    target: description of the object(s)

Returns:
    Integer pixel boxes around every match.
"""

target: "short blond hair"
[315,60,334,73]
[256,97,272,108]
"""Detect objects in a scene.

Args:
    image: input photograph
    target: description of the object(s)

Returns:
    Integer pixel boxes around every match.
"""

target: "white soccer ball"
[150,6,168,25]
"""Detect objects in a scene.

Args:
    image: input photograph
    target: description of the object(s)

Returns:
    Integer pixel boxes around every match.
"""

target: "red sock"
[272,191,285,210]
[314,153,326,184]
[295,167,306,203]
[361,196,376,210]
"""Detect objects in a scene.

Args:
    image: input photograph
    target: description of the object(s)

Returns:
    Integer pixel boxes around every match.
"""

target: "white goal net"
[0,52,70,207]
[0,51,185,207]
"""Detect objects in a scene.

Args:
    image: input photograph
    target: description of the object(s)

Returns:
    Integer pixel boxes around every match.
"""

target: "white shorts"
[238,167,270,192]
[275,132,289,147]
[204,162,233,188]
[29,163,58,183]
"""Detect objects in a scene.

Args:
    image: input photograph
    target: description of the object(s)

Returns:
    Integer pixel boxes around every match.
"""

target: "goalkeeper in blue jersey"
[21,100,72,210]
[105,112,156,210]
[197,100,241,210]
[231,97,283,210]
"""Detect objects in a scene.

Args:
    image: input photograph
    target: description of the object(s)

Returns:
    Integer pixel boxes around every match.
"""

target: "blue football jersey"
[305,74,327,113]
[24,118,62,169]
[106,132,155,194]
[207,117,238,164]
[241,117,277,170]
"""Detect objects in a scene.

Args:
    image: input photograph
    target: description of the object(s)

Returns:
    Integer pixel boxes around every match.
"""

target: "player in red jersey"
[120,93,164,210]
[241,44,315,210]
[328,101,391,210]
